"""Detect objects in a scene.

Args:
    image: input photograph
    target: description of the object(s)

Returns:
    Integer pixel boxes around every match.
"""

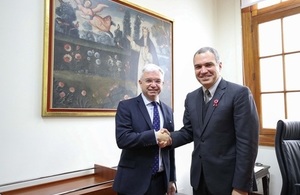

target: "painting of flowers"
[42,0,173,116]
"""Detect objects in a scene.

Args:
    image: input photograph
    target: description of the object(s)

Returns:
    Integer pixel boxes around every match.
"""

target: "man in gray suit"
[113,64,176,195]
[168,47,259,195]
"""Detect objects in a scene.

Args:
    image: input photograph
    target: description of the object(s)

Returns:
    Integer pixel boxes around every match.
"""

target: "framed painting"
[42,0,174,117]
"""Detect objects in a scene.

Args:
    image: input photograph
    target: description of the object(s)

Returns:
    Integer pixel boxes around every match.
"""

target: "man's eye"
[145,80,161,84]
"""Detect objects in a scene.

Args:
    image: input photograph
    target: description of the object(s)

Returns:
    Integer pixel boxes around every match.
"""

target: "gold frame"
[42,0,174,117]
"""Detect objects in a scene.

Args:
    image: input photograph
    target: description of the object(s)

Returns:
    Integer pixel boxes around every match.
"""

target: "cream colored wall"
[0,0,280,194]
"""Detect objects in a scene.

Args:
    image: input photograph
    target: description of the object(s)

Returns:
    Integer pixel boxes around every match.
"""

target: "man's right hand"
[156,128,172,148]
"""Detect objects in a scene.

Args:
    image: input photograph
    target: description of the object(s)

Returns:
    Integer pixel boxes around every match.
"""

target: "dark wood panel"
[1,165,117,195]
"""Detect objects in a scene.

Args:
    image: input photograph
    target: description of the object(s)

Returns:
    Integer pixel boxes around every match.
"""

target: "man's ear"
[219,62,223,70]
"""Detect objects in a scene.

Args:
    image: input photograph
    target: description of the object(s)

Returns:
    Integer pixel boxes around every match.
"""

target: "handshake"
[155,128,172,148]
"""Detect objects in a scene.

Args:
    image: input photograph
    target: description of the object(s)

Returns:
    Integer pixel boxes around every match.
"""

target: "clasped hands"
[155,128,172,148]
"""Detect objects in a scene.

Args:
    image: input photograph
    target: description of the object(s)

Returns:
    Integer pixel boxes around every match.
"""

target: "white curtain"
[240,0,267,8]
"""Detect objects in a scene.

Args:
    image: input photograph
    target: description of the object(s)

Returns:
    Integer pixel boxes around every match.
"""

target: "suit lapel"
[201,80,227,136]
[160,102,171,128]
[136,95,171,130]
[137,95,153,129]
[196,89,204,129]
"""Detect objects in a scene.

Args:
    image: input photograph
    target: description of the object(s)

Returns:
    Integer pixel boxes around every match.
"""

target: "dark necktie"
[204,90,211,104]
[151,101,160,174]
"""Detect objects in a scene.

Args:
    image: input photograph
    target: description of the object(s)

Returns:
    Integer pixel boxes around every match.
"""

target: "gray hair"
[140,64,164,81]
[193,47,220,63]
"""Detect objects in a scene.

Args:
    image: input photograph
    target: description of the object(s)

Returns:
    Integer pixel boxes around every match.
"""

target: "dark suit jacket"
[113,95,176,195]
[171,79,259,194]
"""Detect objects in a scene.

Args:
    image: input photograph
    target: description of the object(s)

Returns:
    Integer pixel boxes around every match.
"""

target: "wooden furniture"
[252,164,270,195]
[0,164,116,195]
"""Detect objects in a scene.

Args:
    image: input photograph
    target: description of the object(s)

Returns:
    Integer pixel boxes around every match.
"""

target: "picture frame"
[42,0,174,117]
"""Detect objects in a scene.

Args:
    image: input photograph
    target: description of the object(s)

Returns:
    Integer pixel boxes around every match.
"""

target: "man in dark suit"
[169,47,259,195]
[113,63,176,195]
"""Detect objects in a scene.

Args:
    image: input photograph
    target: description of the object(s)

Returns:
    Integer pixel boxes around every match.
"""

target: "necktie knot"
[151,101,157,107]
[204,90,211,103]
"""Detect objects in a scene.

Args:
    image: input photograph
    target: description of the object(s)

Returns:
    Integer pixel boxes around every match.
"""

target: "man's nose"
[200,66,208,73]
[150,81,157,86]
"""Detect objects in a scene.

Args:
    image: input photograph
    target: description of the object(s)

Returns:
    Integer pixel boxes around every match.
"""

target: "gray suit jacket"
[171,79,259,194]
[113,95,176,195]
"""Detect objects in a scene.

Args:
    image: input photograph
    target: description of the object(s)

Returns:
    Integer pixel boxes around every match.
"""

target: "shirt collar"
[202,77,222,97]
[141,93,160,106]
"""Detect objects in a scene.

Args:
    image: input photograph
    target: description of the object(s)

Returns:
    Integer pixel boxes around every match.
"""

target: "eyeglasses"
[143,79,163,85]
